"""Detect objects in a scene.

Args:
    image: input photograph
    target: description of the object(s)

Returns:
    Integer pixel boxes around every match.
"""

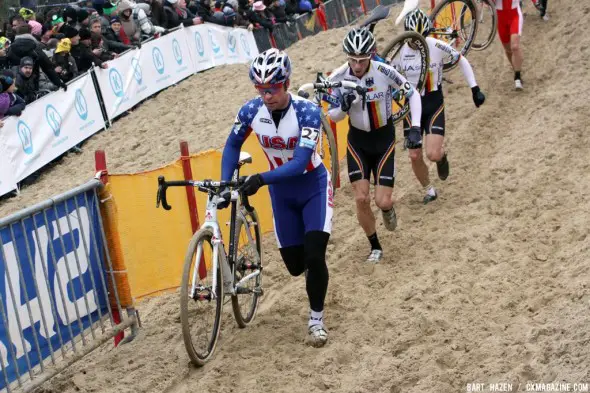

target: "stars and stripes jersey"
[391,37,460,96]
[326,60,421,131]
[221,94,325,185]
[495,0,520,10]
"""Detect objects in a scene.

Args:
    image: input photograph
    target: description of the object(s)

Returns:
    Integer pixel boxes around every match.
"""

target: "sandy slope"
[25,0,590,391]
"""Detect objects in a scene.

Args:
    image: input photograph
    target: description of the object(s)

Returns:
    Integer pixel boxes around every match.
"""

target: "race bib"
[299,127,320,149]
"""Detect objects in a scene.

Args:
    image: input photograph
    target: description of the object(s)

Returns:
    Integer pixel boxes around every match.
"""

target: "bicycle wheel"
[231,208,263,327]
[180,227,224,367]
[379,31,429,125]
[468,0,497,51]
[319,113,339,193]
[430,0,478,71]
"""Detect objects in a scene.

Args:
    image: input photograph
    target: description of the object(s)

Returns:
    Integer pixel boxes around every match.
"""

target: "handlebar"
[156,175,249,211]
[297,80,368,111]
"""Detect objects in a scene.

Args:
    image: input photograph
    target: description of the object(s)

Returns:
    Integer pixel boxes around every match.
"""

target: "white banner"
[0,72,105,183]
[186,25,215,72]
[0,141,17,196]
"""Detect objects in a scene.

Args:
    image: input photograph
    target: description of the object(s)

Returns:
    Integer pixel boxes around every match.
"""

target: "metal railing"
[0,179,138,392]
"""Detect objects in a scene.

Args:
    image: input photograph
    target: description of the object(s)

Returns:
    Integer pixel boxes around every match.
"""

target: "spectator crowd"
[0,0,319,117]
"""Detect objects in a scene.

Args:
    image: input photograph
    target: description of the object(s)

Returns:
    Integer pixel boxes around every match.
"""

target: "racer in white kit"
[327,27,422,263]
[219,48,332,348]
[391,9,486,204]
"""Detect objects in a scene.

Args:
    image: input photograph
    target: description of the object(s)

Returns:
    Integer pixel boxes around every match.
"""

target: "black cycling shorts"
[347,118,396,187]
[403,88,445,138]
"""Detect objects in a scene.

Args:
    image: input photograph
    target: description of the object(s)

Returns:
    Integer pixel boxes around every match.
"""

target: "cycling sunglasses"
[255,83,284,95]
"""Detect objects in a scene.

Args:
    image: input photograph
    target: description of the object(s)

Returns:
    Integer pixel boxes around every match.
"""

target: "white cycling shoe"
[366,249,383,263]
[307,324,328,348]
[515,79,524,91]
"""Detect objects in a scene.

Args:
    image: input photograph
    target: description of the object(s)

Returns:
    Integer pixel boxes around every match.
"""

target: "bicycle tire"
[319,113,339,193]
[231,208,263,328]
[430,0,479,71]
[180,227,224,367]
[468,0,497,51]
[379,31,429,125]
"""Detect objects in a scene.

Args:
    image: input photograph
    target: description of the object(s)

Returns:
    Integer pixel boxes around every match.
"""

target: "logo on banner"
[131,58,142,85]
[152,47,165,74]
[17,120,33,155]
[228,34,236,53]
[172,38,183,65]
[208,29,220,54]
[195,31,205,57]
[240,33,250,56]
[46,105,62,137]
[75,89,88,121]
[109,68,124,98]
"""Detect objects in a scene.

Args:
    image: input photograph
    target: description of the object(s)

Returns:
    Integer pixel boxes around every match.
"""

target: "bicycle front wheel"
[231,208,263,327]
[379,31,429,125]
[180,227,224,367]
[319,113,339,194]
[430,0,479,70]
[468,0,497,51]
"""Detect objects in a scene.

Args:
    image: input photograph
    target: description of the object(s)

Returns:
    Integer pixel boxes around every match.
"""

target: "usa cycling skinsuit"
[221,93,332,312]
[327,60,422,187]
[495,0,523,44]
[391,37,477,140]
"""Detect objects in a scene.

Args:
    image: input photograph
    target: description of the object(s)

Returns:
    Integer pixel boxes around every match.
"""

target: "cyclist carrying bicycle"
[327,27,423,263]
[392,9,486,204]
[219,48,332,348]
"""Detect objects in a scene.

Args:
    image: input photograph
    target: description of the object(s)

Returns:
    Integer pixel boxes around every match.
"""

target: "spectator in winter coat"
[71,28,109,72]
[5,24,66,91]
[13,56,38,104]
[249,1,274,30]
[117,1,142,44]
[52,38,79,83]
[138,0,168,29]
[163,0,202,28]
[0,71,26,117]
[90,16,132,53]
[91,32,117,61]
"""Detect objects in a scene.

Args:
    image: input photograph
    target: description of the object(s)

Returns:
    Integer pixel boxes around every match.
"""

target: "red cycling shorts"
[496,6,523,44]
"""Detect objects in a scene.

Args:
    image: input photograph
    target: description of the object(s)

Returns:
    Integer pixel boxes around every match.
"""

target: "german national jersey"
[221,94,324,184]
[326,60,421,131]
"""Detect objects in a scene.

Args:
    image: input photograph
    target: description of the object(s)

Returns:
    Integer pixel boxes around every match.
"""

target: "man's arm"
[378,62,422,127]
[433,39,477,87]
[221,104,254,181]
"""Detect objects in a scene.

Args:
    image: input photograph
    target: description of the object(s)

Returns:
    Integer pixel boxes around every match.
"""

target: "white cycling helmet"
[249,48,292,85]
[404,8,432,36]
[343,27,376,56]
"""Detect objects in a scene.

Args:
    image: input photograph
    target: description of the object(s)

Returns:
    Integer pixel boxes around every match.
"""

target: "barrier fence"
[0,179,138,392]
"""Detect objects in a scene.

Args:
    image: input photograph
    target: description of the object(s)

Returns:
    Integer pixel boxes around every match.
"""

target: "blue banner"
[0,190,108,388]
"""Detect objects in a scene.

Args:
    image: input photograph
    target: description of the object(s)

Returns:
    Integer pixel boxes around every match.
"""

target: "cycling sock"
[425,184,437,196]
[308,310,324,327]
[368,232,382,251]
[514,71,521,80]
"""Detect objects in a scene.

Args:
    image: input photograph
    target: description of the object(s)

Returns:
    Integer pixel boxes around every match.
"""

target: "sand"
[11,0,590,391]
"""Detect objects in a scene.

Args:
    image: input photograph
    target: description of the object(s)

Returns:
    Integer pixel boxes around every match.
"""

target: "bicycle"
[156,151,263,367]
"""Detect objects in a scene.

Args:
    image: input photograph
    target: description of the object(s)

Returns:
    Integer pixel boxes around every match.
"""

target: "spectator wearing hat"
[163,0,202,29]
[5,24,66,91]
[77,9,92,30]
[13,56,38,104]
[52,38,79,83]
[116,1,142,45]
[249,1,274,31]
[71,28,109,72]
[0,71,26,117]
[90,16,132,54]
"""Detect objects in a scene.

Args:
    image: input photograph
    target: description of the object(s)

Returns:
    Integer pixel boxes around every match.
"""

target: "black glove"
[216,187,231,209]
[241,174,265,196]
[472,85,485,108]
[404,126,422,149]
[340,92,356,112]
[61,83,68,92]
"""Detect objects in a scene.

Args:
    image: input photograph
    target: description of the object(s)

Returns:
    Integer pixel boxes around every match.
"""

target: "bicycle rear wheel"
[430,0,479,70]
[379,31,429,125]
[180,227,224,367]
[231,208,263,327]
[319,113,339,193]
[468,0,497,51]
